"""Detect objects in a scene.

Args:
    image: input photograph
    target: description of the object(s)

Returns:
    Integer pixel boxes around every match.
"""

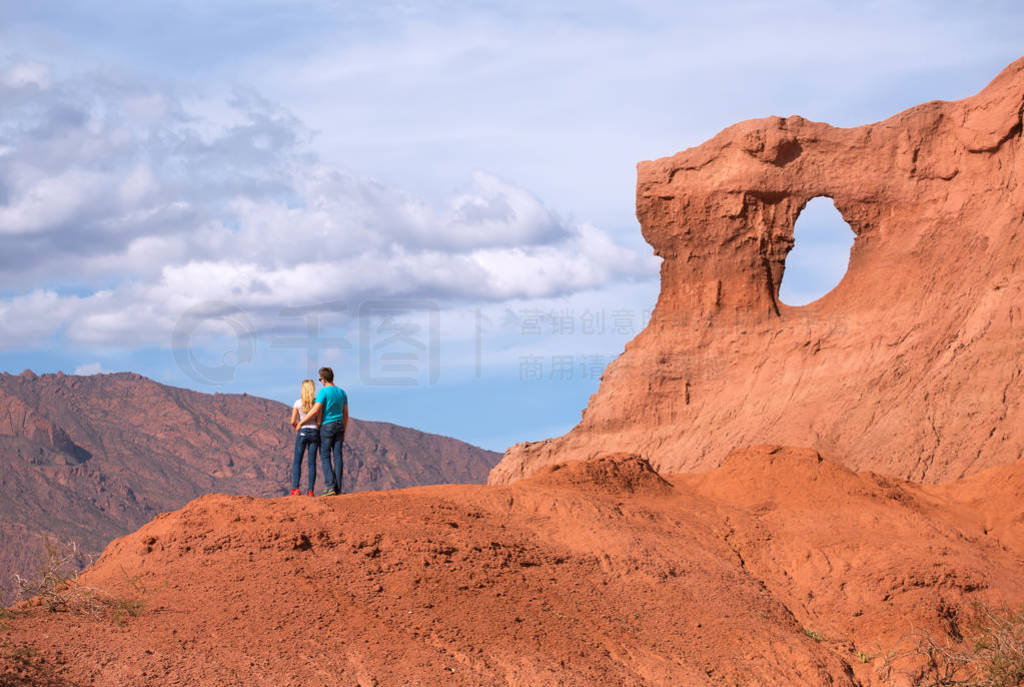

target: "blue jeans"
[292,428,319,492]
[319,420,345,493]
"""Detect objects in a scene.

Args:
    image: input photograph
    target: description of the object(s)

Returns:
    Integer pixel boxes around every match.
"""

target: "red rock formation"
[492,58,1024,485]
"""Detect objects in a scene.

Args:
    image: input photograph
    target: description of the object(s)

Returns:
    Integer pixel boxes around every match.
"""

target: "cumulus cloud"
[0,61,657,350]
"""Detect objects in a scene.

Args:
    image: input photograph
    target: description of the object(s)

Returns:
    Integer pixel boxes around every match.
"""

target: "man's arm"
[342,403,349,434]
[298,401,322,427]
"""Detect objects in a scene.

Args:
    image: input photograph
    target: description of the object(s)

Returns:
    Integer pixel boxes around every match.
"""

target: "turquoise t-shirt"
[315,386,348,425]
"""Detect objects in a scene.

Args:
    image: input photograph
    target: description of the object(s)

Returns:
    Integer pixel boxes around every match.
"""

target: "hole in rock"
[778,196,855,306]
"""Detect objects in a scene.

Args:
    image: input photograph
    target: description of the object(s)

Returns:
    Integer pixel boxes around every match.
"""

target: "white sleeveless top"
[293,400,319,429]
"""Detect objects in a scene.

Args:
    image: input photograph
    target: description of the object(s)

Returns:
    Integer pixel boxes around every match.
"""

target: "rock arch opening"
[778,196,855,306]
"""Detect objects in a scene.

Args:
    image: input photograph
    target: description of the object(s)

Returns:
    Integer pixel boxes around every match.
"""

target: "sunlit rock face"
[491,57,1024,485]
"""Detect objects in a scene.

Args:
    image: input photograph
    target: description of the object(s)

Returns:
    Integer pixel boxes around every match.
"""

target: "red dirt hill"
[3,448,1023,685]
[0,371,500,602]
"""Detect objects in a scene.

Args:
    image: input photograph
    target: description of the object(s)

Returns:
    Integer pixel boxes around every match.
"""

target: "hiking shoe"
[321,488,337,497]
[306,490,314,497]
[289,488,301,496]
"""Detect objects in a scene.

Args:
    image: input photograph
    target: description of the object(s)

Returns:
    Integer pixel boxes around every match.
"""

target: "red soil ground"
[3,448,1022,686]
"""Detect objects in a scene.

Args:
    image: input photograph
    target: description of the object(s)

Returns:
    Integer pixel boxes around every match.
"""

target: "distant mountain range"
[0,369,501,600]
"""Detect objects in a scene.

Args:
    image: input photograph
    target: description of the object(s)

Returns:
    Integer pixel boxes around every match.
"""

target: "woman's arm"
[290,406,299,429]
[298,401,322,427]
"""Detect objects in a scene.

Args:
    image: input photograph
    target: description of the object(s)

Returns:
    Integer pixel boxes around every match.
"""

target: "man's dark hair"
[319,366,334,383]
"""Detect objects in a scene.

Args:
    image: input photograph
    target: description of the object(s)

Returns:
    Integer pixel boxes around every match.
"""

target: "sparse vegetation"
[904,601,1024,687]
[802,627,825,642]
[11,536,146,624]
[856,649,876,664]
[14,536,94,614]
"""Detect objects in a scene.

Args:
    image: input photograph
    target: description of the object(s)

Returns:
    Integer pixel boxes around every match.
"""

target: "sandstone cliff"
[492,58,1024,485]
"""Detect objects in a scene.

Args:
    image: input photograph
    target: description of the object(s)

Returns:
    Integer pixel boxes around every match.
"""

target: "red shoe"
[306,490,314,497]
[289,488,301,496]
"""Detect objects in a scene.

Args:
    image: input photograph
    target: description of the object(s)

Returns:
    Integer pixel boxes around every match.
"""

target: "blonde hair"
[300,379,316,414]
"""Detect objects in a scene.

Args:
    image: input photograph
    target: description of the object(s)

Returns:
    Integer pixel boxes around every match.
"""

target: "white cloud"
[1,62,50,89]
[72,361,102,375]
[0,168,111,235]
[0,63,658,350]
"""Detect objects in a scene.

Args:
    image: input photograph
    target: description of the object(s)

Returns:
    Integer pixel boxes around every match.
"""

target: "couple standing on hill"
[289,366,349,497]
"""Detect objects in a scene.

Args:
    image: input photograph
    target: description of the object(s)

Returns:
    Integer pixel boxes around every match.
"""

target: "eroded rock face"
[491,58,1024,485]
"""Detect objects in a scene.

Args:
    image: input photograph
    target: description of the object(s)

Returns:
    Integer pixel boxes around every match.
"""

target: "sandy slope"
[3,448,1022,686]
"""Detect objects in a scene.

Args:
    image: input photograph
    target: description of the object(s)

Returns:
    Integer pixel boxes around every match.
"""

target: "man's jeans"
[319,420,345,492]
[291,427,319,492]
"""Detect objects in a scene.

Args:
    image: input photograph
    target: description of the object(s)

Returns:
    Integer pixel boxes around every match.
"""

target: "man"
[298,366,349,496]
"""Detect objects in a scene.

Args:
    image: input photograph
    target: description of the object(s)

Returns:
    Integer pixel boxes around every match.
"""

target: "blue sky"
[1,1,1021,451]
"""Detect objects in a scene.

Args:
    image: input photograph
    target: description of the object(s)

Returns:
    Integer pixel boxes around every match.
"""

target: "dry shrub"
[12,536,145,625]
[910,601,1024,687]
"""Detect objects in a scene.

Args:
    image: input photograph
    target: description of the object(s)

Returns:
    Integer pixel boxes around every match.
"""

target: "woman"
[289,379,321,496]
